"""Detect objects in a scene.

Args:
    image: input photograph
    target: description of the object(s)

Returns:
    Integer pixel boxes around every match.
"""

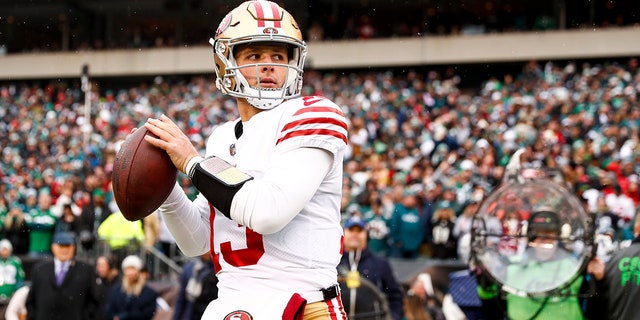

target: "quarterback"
[144,1,348,319]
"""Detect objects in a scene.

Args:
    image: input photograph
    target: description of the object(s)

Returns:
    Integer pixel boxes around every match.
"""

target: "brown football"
[112,127,177,221]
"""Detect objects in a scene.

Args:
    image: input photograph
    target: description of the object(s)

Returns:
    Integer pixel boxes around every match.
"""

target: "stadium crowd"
[2,58,640,257]
[0,57,639,317]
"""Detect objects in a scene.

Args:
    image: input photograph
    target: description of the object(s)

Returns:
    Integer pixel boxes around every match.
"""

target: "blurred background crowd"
[1,57,638,266]
[2,56,639,319]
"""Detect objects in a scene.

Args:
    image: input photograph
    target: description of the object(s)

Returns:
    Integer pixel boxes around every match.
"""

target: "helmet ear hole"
[287,46,296,62]
[214,41,225,54]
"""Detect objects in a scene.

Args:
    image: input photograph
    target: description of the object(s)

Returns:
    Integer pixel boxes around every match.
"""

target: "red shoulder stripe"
[277,129,348,145]
[281,117,348,132]
[293,106,344,117]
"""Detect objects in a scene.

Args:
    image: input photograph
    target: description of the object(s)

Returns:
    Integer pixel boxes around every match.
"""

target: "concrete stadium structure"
[1,26,639,80]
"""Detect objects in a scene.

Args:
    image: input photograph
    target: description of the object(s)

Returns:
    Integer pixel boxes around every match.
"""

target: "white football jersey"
[200,95,348,296]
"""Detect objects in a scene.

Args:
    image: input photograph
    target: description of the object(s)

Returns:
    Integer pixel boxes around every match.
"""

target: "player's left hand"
[144,114,200,174]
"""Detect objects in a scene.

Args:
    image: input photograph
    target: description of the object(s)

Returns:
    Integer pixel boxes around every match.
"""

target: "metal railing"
[76,238,185,283]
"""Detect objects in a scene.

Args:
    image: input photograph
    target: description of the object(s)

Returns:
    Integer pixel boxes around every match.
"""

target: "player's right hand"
[144,114,200,174]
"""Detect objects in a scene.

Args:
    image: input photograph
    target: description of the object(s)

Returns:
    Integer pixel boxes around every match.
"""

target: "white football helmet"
[210,1,307,110]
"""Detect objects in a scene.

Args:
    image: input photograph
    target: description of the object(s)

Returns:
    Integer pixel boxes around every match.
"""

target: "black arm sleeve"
[190,157,253,219]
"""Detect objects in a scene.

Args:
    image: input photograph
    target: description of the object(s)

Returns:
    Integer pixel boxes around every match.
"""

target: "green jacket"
[24,208,56,254]
[0,255,25,301]
[506,255,585,320]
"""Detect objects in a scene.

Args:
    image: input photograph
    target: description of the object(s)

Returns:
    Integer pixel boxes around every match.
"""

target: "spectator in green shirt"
[24,192,57,257]
[0,239,26,316]
[389,192,424,259]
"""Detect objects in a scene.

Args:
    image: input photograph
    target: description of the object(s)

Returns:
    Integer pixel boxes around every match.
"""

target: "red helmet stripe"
[253,1,281,28]
[254,1,266,27]
[268,1,281,28]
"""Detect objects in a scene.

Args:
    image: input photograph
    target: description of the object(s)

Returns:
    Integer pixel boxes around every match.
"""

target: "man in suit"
[25,232,99,320]
[338,216,404,320]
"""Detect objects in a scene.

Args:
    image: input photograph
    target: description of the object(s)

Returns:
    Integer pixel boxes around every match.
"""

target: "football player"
[144,1,348,319]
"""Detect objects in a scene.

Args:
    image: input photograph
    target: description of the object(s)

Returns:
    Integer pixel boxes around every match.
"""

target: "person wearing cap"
[26,232,99,320]
[337,216,404,320]
[0,239,25,318]
[104,255,158,320]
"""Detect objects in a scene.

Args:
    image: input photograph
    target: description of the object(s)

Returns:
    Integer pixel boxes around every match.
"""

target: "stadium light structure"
[81,64,91,145]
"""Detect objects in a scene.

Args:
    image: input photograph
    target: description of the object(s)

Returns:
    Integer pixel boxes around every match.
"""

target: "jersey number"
[219,225,265,267]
